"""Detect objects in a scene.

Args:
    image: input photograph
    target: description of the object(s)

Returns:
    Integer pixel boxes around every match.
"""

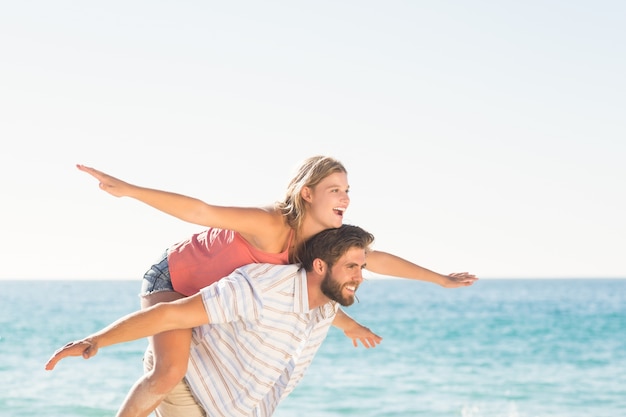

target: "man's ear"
[312,258,326,275]
[301,186,313,203]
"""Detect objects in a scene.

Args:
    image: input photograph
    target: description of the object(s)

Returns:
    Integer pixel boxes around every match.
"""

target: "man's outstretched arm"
[332,309,382,348]
[45,294,207,370]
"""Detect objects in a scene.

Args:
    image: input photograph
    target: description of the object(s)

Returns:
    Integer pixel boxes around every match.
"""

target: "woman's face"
[305,171,350,229]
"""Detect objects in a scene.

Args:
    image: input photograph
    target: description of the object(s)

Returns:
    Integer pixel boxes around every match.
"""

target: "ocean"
[1,278,625,417]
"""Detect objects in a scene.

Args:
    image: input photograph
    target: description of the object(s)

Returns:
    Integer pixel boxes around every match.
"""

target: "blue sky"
[1,1,624,280]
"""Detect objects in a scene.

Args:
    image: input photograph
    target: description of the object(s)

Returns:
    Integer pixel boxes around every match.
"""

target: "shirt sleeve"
[199,267,262,324]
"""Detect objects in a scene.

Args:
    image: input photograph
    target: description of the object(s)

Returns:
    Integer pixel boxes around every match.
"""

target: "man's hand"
[439,272,478,288]
[44,338,99,371]
[343,324,383,348]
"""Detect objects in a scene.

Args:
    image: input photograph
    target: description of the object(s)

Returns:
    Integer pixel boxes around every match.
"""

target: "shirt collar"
[293,267,338,319]
[293,268,309,313]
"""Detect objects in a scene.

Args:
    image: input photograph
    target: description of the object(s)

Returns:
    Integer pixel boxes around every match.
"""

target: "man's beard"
[320,271,357,306]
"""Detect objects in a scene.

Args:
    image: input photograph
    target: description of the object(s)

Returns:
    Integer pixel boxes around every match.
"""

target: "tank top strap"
[285,228,295,252]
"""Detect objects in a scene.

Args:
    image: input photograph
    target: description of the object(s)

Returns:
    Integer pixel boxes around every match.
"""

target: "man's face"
[320,247,366,306]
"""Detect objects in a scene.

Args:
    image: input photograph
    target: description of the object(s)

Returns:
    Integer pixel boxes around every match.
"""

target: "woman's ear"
[301,186,313,203]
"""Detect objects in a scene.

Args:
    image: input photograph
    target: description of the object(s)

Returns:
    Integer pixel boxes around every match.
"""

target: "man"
[45,224,376,417]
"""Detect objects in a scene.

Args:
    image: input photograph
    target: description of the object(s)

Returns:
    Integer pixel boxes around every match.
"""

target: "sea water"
[1,278,625,417]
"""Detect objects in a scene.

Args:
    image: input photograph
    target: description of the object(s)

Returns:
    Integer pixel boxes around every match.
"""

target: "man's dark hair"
[296,225,375,271]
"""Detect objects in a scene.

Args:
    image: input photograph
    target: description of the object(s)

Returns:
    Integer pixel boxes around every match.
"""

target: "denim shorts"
[140,251,174,296]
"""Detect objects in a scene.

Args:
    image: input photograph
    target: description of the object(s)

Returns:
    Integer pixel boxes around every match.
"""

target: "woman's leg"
[114,251,192,417]
[116,290,192,417]
[143,348,207,417]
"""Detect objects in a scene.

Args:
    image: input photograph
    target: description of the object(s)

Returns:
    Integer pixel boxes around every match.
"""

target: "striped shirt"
[185,263,339,417]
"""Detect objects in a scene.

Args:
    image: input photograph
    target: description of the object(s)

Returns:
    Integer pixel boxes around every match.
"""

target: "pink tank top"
[167,228,293,296]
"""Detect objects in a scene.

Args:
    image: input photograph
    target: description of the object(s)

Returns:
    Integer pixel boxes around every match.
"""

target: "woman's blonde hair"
[277,155,347,233]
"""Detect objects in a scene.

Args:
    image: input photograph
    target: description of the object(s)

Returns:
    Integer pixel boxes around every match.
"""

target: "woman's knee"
[148,360,188,390]
[144,347,189,391]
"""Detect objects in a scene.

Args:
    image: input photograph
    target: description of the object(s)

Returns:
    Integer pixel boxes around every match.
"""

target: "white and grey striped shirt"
[185,263,339,417]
